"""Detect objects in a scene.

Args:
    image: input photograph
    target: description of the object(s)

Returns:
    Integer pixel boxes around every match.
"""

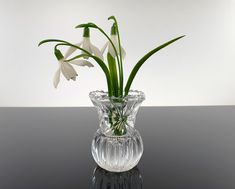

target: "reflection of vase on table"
[92,166,143,189]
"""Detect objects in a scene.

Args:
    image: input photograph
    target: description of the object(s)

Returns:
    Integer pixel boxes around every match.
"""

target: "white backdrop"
[0,0,235,107]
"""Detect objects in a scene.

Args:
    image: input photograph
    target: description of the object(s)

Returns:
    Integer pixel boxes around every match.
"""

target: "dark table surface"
[0,107,235,189]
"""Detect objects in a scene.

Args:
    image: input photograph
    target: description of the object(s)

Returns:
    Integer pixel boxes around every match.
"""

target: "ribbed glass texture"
[90,90,145,172]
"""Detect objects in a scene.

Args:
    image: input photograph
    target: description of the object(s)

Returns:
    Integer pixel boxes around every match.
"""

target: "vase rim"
[89,90,145,103]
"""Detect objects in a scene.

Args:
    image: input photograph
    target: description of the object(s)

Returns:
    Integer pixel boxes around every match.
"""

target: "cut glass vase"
[90,90,145,172]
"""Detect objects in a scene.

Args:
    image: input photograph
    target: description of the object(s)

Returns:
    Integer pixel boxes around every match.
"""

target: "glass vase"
[89,90,145,172]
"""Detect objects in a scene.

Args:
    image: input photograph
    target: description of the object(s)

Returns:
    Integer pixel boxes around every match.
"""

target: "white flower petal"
[108,35,120,58]
[90,44,103,60]
[64,42,81,59]
[61,62,78,80]
[70,59,94,67]
[53,68,61,88]
[121,46,126,59]
[111,35,119,50]
[82,37,92,53]
[108,42,116,58]
[81,38,91,59]
[101,42,108,54]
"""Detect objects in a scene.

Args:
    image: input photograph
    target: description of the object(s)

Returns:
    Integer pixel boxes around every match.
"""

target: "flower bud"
[54,49,64,60]
[83,27,90,37]
[111,24,117,35]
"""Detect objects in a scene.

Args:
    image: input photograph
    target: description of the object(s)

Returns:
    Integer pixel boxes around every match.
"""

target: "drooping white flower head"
[101,24,126,59]
[53,49,94,88]
[64,27,103,60]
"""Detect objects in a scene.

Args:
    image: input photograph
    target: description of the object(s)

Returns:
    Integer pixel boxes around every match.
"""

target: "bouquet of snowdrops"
[39,16,184,98]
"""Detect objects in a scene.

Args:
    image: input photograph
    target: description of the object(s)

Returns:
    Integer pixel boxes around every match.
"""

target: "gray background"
[0,0,235,106]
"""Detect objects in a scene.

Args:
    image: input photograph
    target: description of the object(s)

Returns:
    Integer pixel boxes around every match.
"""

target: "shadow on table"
[92,166,143,189]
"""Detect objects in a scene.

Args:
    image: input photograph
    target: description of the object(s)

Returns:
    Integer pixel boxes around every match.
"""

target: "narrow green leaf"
[38,39,68,46]
[92,55,113,97]
[124,35,185,96]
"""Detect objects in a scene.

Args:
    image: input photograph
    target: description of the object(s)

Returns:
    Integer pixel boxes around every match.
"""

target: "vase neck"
[90,90,145,136]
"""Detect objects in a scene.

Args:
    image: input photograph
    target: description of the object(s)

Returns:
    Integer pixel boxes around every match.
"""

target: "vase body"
[90,90,145,172]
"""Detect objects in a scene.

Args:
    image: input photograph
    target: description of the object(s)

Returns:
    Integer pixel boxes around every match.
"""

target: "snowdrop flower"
[64,27,103,60]
[53,49,94,88]
[101,24,126,59]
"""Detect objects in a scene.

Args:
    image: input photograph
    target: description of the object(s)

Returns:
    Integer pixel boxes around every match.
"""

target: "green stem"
[108,16,124,97]
[54,43,91,56]
[64,54,87,62]
[76,23,122,96]
[107,53,119,96]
